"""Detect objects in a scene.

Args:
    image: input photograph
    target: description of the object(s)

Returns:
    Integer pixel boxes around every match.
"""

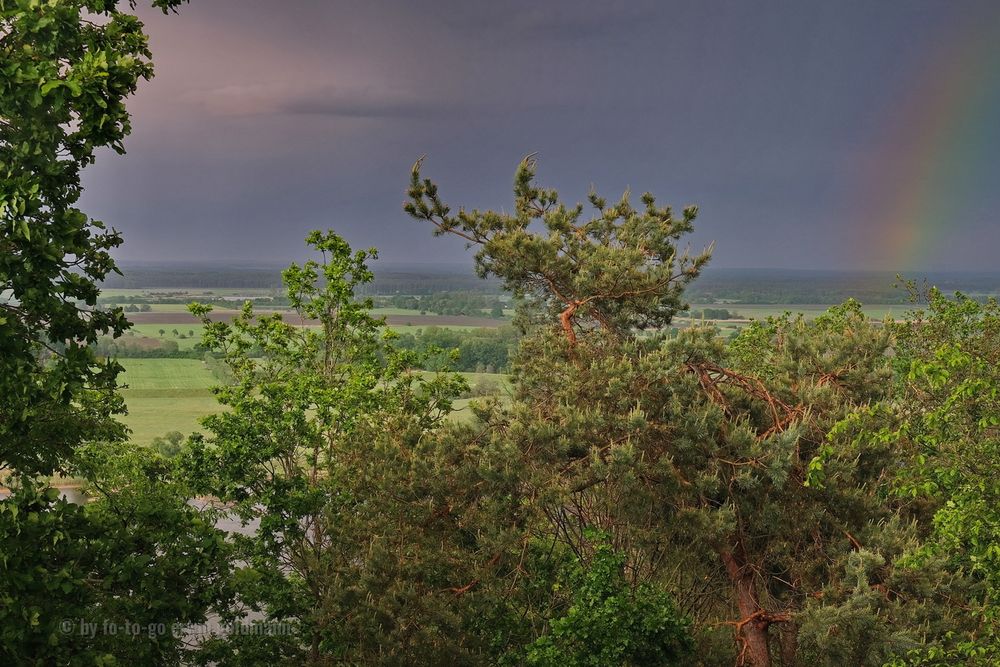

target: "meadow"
[117,357,512,445]
[106,281,928,446]
[123,324,207,350]
[118,359,220,446]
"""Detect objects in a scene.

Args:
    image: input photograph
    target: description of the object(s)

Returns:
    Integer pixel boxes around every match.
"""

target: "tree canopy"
[406,156,711,345]
[1,0,187,475]
[3,8,1000,660]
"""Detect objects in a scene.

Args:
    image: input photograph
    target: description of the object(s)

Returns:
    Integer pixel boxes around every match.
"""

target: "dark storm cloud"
[180,83,441,119]
[79,0,1000,271]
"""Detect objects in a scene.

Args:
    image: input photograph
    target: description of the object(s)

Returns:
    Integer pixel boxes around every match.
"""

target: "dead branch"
[684,361,804,439]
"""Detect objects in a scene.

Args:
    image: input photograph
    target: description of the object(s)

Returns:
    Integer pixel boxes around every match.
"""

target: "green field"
[119,358,219,390]
[450,397,493,423]
[107,299,915,445]
[123,324,206,349]
[118,359,509,446]
[118,359,220,446]
[417,371,512,392]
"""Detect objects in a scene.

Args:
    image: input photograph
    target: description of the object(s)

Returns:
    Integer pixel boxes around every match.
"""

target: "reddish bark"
[721,548,771,667]
[560,302,579,347]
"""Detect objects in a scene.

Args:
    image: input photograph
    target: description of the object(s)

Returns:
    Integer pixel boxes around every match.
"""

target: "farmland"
[94,284,521,445]
[100,277,945,446]
[97,270,996,448]
[117,356,512,446]
[117,359,220,446]
[112,306,890,446]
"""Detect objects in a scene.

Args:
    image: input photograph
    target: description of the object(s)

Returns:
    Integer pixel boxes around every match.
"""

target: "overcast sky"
[79,0,1000,271]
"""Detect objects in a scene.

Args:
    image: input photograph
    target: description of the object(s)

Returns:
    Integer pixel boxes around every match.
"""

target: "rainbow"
[859,10,1000,271]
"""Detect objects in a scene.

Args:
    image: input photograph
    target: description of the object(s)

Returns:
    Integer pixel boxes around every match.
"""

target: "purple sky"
[80,0,1000,270]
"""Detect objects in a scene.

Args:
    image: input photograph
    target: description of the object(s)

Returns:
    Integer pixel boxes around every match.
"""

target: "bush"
[151,431,185,458]
[524,540,693,666]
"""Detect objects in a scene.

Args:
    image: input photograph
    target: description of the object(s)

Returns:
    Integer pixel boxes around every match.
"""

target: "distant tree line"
[686,271,1000,305]
[393,326,517,373]
[99,294,293,309]
[100,292,512,318]
[91,337,205,359]
[89,326,515,371]
[100,269,1000,308]
[679,307,742,320]
[102,266,506,295]
[379,292,507,318]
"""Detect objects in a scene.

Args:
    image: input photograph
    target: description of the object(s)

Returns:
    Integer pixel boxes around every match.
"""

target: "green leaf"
[40,79,61,95]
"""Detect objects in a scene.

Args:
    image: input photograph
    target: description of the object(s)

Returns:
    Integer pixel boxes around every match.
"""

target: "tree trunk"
[310,631,321,665]
[778,622,798,667]
[559,302,578,347]
[721,548,771,667]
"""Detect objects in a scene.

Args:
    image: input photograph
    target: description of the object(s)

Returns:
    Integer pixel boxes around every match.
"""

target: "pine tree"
[406,160,976,666]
